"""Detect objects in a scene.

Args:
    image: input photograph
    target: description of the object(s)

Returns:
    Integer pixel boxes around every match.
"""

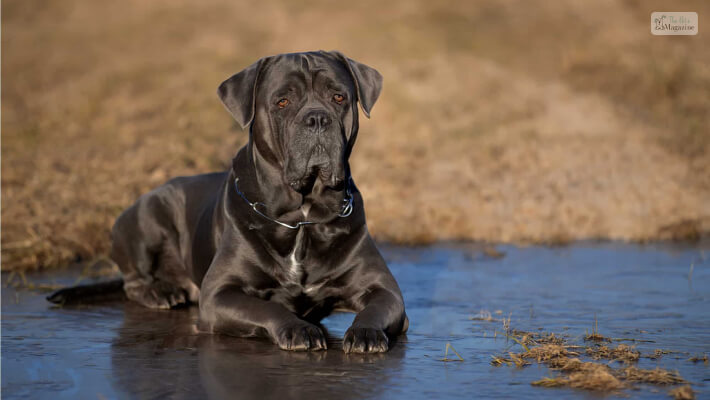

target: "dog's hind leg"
[111,193,199,309]
[152,240,200,305]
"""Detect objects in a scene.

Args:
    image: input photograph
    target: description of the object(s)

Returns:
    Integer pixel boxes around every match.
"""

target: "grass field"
[2,0,709,270]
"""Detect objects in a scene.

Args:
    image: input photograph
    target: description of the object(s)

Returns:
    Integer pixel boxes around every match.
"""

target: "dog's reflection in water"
[110,303,406,399]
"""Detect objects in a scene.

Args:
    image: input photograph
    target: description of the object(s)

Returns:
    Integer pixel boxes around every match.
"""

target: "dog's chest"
[284,206,311,281]
[282,227,328,295]
[286,228,306,282]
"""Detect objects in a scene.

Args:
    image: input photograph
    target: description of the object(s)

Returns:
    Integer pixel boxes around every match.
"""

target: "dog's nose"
[304,110,331,133]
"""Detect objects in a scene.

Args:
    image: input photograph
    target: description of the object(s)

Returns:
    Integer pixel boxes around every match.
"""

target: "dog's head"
[218,51,382,194]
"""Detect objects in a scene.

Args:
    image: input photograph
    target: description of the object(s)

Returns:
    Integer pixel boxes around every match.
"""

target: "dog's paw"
[125,280,192,309]
[273,321,327,351]
[343,326,389,353]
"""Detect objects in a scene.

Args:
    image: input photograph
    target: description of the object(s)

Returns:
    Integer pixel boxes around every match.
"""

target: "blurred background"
[2,0,709,271]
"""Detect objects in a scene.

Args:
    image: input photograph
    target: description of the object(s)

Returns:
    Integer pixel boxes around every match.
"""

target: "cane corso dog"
[49,51,408,353]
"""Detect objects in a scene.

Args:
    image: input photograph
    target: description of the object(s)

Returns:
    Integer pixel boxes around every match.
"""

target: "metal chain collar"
[233,177,353,229]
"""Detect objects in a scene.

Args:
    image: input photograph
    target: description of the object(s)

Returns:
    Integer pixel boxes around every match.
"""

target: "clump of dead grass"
[497,319,566,348]
[492,323,692,394]
[531,356,626,391]
[533,363,625,391]
[584,332,612,342]
[527,353,688,393]
[669,385,696,400]
[648,349,672,360]
[491,352,529,368]
[584,315,612,342]
[522,344,577,363]
[688,354,708,364]
[586,344,640,364]
[619,366,687,385]
[512,331,566,347]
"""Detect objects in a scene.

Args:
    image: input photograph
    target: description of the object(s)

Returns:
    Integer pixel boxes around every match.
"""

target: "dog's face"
[259,54,353,192]
[218,51,382,194]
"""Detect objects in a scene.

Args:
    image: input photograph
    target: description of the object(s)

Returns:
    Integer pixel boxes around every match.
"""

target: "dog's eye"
[277,98,289,108]
[333,94,344,104]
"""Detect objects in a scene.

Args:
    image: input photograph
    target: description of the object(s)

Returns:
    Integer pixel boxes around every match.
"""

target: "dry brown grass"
[3,0,710,270]
[493,326,693,394]
[527,353,689,392]
[586,344,641,364]
[584,332,612,342]
[688,354,708,364]
[528,353,628,392]
[649,349,672,360]
[491,352,530,368]
[669,385,696,400]
[522,344,577,363]
[619,366,687,385]
[533,363,626,391]
[509,331,567,348]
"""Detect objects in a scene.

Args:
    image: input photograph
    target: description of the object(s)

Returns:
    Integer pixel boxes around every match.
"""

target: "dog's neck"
[230,142,350,226]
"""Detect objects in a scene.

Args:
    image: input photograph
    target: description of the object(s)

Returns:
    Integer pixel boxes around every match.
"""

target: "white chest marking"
[301,203,311,218]
[287,228,305,281]
[303,281,326,294]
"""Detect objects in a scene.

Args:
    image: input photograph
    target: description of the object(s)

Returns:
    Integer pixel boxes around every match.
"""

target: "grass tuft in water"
[439,342,464,362]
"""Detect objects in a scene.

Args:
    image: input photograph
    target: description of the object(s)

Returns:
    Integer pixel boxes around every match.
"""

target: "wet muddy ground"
[2,242,709,399]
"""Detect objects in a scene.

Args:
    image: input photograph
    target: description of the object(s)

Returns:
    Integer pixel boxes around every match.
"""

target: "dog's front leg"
[343,288,408,353]
[199,287,327,351]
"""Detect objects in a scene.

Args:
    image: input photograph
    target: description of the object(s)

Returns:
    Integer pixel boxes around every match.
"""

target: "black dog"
[49,51,408,353]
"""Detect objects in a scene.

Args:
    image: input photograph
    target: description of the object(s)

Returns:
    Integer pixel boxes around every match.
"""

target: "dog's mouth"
[282,144,350,219]
[288,170,317,194]
[286,145,345,195]
[288,163,343,195]
[288,165,350,220]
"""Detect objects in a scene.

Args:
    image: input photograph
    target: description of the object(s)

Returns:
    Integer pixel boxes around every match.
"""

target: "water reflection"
[110,303,406,399]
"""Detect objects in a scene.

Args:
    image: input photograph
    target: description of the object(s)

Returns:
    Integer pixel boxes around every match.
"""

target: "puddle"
[2,242,709,399]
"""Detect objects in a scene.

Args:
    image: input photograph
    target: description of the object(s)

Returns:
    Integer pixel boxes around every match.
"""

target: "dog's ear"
[327,51,383,118]
[217,57,270,129]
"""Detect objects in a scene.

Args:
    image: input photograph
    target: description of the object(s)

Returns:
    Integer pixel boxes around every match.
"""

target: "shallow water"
[2,242,709,399]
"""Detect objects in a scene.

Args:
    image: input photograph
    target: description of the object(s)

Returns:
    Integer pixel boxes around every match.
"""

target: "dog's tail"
[46,279,127,305]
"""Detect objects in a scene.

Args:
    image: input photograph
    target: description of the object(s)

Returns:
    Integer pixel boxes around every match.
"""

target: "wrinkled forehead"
[259,52,354,95]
